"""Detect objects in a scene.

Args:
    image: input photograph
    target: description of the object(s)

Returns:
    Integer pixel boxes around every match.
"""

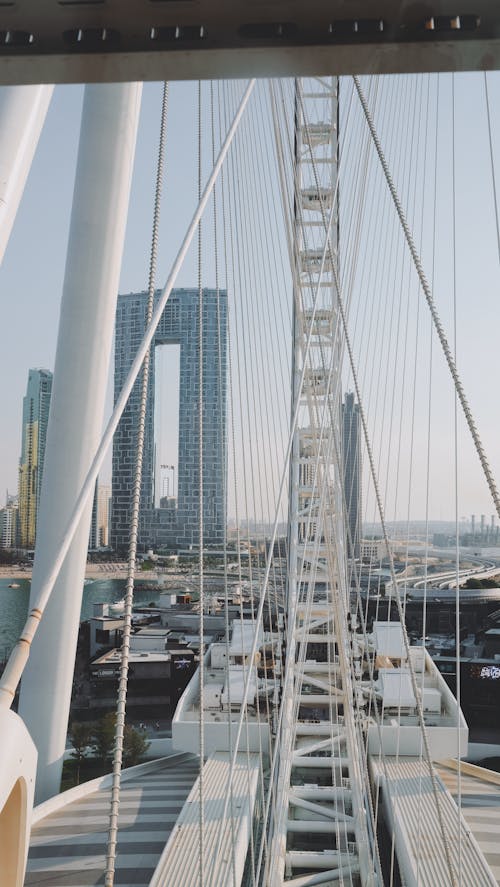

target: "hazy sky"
[0,74,499,524]
[0,81,201,499]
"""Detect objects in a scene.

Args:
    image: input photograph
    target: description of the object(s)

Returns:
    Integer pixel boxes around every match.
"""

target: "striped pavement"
[26,755,199,886]
[437,761,500,885]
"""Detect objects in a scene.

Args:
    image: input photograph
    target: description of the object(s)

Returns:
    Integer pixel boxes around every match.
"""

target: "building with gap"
[111,288,227,552]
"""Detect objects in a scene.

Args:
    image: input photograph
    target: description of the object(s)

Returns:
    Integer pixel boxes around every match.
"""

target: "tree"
[123,725,150,767]
[91,714,150,768]
[92,712,117,763]
[69,722,94,785]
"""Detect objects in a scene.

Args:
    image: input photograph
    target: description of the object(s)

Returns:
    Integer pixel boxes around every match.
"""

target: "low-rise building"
[89,625,197,715]
[360,538,388,562]
[89,603,125,658]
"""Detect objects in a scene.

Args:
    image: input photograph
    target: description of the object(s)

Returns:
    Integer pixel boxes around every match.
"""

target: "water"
[0,577,164,660]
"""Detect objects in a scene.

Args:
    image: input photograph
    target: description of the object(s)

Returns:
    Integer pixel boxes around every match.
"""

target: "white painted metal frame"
[0,85,53,264]
[18,82,142,804]
[270,77,377,886]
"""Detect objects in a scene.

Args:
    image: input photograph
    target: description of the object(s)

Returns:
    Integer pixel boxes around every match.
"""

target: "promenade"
[27,754,199,887]
[0,564,163,580]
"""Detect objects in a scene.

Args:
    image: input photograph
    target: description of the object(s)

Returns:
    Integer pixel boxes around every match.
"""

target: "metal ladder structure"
[269,77,376,886]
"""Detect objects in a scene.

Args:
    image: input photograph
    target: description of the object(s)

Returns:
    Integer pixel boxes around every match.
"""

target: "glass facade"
[111,288,227,552]
[18,368,53,548]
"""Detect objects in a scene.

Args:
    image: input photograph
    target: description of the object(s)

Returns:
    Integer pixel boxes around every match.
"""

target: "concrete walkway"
[26,755,199,886]
[437,760,500,885]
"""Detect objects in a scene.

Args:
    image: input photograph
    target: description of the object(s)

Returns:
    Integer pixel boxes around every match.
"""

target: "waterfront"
[0,577,164,659]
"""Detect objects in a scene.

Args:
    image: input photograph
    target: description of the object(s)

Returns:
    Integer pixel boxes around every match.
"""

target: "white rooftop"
[150,752,261,887]
[135,627,170,636]
[221,665,257,707]
[373,621,406,658]
[229,618,262,657]
[378,668,416,708]
[93,648,170,665]
[371,756,497,887]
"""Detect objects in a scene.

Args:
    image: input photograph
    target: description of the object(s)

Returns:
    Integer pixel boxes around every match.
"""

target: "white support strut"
[0,81,255,765]
[0,84,53,265]
[18,82,142,803]
[268,76,378,886]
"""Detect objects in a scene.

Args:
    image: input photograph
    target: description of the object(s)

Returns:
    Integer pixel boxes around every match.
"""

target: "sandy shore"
[0,564,163,581]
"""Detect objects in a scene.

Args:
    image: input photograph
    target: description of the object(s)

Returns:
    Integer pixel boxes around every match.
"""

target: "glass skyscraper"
[18,368,53,548]
[111,288,227,552]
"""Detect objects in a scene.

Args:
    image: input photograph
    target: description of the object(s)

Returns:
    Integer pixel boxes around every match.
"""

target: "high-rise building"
[18,368,53,549]
[111,289,227,552]
[0,499,18,548]
[97,482,111,547]
[88,481,111,549]
[342,392,362,559]
[89,482,99,550]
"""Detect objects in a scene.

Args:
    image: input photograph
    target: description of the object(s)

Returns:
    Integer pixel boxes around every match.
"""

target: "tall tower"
[111,288,227,552]
[18,368,52,548]
[0,500,17,548]
[342,391,362,559]
[97,482,111,547]
[89,481,99,550]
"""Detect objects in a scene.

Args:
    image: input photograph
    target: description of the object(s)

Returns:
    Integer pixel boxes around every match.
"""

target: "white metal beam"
[286,850,357,869]
[18,82,142,803]
[289,794,353,823]
[286,865,361,886]
[0,85,53,264]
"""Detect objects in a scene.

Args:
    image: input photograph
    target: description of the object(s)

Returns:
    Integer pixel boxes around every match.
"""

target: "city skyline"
[0,77,500,523]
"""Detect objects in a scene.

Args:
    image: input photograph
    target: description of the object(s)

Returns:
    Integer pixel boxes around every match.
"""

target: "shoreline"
[0,565,163,581]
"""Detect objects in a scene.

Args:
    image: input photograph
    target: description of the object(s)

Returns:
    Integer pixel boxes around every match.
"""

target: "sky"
[0,73,500,524]
[338,72,500,525]
[0,81,202,499]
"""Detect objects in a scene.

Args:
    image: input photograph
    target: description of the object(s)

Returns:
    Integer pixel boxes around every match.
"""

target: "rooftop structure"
[362,622,468,759]
[172,616,278,757]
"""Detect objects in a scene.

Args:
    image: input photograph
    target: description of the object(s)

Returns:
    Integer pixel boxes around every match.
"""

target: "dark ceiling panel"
[0,1,498,82]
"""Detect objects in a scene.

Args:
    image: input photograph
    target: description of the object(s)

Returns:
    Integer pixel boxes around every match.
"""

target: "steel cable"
[353,74,500,526]
[104,81,169,887]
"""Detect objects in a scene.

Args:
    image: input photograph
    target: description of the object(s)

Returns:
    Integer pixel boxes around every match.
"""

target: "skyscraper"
[111,288,227,552]
[0,496,18,549]
[18,368,53,548]
[89,482,99,550]
[342,392,362,560]
[97,482,111,547]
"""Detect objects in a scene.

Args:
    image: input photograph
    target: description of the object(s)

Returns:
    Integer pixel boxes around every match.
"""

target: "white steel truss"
[269,77,377,886]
